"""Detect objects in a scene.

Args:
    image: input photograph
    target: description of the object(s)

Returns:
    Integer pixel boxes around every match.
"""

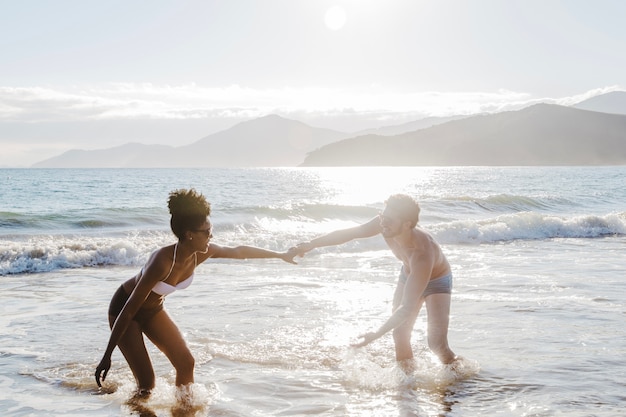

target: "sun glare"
[312,167,426,207]
[324,5,347,31]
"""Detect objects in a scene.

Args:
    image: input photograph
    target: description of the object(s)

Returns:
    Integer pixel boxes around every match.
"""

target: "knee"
[184,353,195,372]
[175,351,195,374]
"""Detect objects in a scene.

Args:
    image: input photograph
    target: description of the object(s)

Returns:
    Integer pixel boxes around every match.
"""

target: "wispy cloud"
[2,83,620,124]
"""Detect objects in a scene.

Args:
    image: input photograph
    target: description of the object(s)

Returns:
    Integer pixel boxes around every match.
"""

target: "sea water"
[1,166,625,416]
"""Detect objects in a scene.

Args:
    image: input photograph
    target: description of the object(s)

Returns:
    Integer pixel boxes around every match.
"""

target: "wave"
[0,235,161,275]
[433,211,626,244]
[0,193,600,236]
[2,211,624,275]
[266,195,576,220]
[428,194,577,215]
[240,195,583,225]
[0,208,165,232]
[0,204,377,235]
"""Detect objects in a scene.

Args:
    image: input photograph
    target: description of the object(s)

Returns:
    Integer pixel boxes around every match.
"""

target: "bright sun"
[324,5,347,31]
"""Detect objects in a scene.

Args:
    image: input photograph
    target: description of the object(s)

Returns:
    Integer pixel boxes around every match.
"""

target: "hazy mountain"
[31,143,175,168]
[573,91,626,115]
[32,115,349,168]
[301,104,626,166]
[172,114,347,167]
[31,95,626,168]
[354,115,470,136]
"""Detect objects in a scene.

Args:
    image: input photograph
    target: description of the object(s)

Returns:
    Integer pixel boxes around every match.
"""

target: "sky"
[1,0,625,167]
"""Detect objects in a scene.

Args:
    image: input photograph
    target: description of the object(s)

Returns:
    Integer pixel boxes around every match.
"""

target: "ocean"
[1,166,625,416]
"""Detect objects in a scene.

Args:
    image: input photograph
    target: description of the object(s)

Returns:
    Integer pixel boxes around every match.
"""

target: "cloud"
[0,86,127,122]
[552,85,624,106]
[1,83,622,126]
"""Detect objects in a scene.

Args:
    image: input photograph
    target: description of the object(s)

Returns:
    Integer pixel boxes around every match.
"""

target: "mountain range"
[33,115,348,168]
[32,91,626,167]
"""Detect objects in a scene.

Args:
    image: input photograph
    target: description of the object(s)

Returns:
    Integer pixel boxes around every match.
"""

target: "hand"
[292,242,314,257]
[95,356,111,388]
[350,331,378,348]
[281,247,300,264]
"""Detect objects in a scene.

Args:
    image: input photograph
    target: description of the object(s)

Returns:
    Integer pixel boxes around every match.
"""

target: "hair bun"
[168,188,211,217]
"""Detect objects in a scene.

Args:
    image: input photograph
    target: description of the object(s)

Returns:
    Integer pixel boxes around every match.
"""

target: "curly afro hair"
[167,188,211,240]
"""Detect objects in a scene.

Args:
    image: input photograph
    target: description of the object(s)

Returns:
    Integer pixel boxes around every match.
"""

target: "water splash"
[340,348,480,392]
[120,379,218,417]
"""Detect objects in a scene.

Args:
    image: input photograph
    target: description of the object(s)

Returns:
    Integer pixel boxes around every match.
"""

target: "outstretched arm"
[352,251,433,348]
[200,243,299,264]
[295,217,382,254]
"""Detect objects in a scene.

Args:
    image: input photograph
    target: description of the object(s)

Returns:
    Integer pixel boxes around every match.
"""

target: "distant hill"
[301,104,626,166]
[31,143,175,168]
[354,115,469,136]
[573,91,626,115]
[173,115,347,167]
[32,115,349,168]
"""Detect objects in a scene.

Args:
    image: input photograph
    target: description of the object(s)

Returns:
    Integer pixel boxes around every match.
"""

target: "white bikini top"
[150,243,196,296]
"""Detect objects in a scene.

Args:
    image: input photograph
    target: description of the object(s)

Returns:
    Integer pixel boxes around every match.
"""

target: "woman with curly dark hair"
[95,188,297,396]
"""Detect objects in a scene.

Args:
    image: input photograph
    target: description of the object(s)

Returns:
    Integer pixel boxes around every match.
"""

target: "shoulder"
[413,226,437,243]
[153,245,176,264]
[198,243,227,261]
[409,228,437,253]
[142,245,175,277]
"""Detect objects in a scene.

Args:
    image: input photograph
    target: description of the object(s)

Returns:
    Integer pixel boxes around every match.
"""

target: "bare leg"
[391,279,424,361]
[424,293,456,364]
[144,310,195,386]
[108,314,156,393]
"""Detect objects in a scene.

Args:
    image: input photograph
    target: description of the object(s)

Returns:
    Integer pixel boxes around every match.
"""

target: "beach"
[1,166,625,416]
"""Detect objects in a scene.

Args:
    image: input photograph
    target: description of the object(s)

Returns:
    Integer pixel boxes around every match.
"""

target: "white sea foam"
[433,211,626,244]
